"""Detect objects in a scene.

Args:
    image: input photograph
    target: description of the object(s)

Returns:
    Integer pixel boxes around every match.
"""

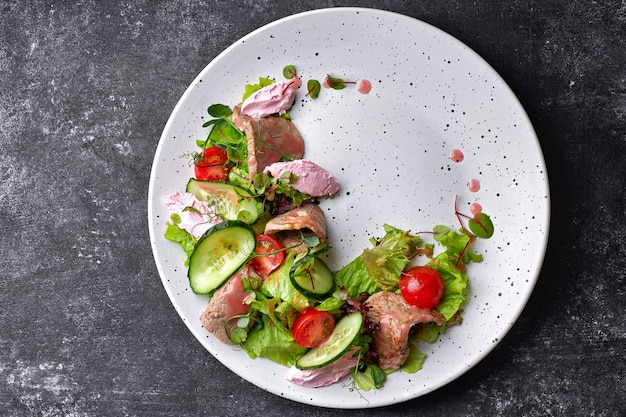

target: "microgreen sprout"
[453,195,495,239]
[282,64,297,79]
[249,231,321,261]
[325,74,356,90]
[306,79,321,98]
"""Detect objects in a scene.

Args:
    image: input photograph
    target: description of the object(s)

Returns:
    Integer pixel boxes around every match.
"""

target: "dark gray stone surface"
[1,1,624,416]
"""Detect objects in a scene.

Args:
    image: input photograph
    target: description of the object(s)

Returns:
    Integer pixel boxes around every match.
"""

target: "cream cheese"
[164,192,219,239]
[240,79,300,118]
[264,159,340,197]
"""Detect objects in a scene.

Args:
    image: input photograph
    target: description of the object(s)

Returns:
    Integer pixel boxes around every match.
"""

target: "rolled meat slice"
[264,203,327,253]
[364,291,445,370]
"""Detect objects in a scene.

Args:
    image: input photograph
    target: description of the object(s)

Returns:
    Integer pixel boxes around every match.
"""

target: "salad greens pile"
[164,66,495,391]
[237,223,485,390]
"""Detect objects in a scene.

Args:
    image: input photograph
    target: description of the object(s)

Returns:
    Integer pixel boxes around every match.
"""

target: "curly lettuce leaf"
[163,222,195,265]
[333,256,377,298]
[398,342,427,374]
[240,314,306,367]
[415,224,482,341]
[430,254,468,320]
[242,77,275,101]
[361,224,422,291]
[333,224,422,297]
[261,251,311,311]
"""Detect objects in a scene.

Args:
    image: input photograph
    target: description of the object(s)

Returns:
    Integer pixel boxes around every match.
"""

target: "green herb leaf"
[230,327,248,344]
[201,118,226,129]
[302,235,320,249]
[468,212,495,238]
[307,79,321,98]
[283,64,297,79]
[237,316,251,329]
[326,74,346,90]
[277,170,295,184]
[207,103,232,118]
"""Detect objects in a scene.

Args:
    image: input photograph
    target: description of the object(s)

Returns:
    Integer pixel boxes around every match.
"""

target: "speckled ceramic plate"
[148,7,549,409]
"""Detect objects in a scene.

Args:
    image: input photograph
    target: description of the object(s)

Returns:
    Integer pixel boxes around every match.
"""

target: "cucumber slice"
[188,220,256,294]
[186,179,261,224]
[296,312,364,370]
[290,252,335,300]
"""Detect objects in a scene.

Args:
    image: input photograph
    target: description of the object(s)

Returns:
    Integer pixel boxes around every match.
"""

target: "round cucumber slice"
[188,220,256,294]
[186,179,261,224]
[289,256,335,300]
[295,312,364,370]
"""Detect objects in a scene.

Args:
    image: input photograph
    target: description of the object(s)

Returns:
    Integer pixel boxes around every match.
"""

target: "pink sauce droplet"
[468,179,481,193]
[449,149,464,162]
[470,202,483,215]
[290,76,302,89]
[357,79,372,94]
[321,77,330,89]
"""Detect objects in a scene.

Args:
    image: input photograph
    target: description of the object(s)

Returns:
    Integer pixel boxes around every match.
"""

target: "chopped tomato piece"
[249,234,285,277]
[292,308,335,348]
[194,146,228,181]
[399,266,445,309]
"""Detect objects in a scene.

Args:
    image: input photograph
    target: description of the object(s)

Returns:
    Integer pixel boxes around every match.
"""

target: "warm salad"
[163,66,494,390]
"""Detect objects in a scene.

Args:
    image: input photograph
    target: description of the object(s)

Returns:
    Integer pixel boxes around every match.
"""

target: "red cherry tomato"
[292,308,335,348]
[399,266,445,309]
[194,146,228,181]
[249,234,285,277]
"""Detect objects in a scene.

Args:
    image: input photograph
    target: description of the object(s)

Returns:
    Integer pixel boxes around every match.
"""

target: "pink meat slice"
[364,291,445,370]
[199,264,261,344]
[263,203,327,252]
[232,103,305,178]
[285,347,360,387]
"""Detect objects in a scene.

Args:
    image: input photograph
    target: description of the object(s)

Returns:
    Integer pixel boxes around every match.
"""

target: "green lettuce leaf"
[353,364,386,391]
[242,77,275,101]
[362,224,421,291]
[261,251,311,311]
[430,254,468,320]
[163,222,195,265]
[333,224,422,297]
[399,340,427,373]
[414,224,479,341]
[333,256,377,298]
[240,314,307,367]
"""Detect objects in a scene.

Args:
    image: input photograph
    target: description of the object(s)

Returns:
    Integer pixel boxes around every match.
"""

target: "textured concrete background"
[1,1,625,416]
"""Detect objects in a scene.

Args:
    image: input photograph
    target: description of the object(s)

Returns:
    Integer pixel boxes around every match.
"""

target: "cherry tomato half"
[399,266,445,309]
[292,308,335,348]
[249,234,285,277]
[194,146,228,181]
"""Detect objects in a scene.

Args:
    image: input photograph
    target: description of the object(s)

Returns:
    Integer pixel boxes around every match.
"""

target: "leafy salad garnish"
[163,64,495,391]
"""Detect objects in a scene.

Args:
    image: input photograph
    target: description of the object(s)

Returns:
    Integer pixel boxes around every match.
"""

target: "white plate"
[148,7,549,409]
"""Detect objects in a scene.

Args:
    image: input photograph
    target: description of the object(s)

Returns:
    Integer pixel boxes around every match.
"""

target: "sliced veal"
[364,291,445,370]
[232,103,305,178]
